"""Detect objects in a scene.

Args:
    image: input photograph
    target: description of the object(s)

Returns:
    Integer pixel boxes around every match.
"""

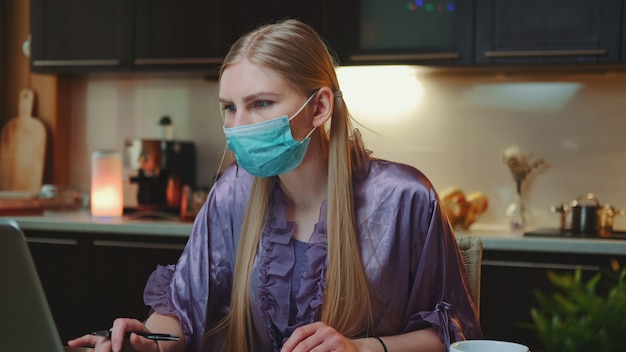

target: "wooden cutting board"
[0,89,46,193]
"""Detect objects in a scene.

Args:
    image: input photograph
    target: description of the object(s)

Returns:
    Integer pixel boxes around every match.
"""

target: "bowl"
[450,339,529,352]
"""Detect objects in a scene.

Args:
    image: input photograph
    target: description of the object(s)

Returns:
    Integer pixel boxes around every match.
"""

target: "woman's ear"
[311,87,334,128]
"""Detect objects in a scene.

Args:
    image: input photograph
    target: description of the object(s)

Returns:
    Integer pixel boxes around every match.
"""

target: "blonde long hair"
[207,19,374,351]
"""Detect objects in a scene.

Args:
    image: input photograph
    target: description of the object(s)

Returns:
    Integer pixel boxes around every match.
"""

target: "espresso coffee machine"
[124,139,196,214]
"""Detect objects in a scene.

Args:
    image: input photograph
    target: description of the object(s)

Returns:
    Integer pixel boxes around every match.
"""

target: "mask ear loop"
[216,98,230,184]
[288,90,318,122]
[213,141,229,186]
[302,126,317,140]
[288,90,320,142]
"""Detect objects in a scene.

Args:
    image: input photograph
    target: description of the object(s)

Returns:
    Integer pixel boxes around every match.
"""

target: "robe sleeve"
[143,164,247,352]
[143,201,211,352]
[356,160,482,351]
[407,187,483,350]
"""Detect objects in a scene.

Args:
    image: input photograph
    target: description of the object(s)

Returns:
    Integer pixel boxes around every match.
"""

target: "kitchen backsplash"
[66,67,626,230]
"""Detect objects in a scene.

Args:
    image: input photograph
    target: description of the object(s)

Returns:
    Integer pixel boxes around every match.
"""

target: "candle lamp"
[91,150,123,217]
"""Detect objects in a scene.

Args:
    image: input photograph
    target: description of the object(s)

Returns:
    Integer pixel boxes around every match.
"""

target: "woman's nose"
[229,111,252,127]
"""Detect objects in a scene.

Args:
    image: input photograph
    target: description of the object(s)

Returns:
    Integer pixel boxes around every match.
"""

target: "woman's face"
[219,60,313,138]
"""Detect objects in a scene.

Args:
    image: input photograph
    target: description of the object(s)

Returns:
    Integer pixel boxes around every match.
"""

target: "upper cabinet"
[30,0,133,73]
[30,0,227,73]
[211,0,347,74]
[475,0,623,65]
[30,0,338,74]
[0,1,3,119]
[341,0,474,65]
[222,0,342,62]
[30,0,626,73]
[132,0,226,71]
[623,3,626,62]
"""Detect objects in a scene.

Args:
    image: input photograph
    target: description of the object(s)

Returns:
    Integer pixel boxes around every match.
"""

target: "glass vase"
[505,182,533,229]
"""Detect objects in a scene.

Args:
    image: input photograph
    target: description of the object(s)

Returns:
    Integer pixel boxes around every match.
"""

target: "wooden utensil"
[0,89,46,193]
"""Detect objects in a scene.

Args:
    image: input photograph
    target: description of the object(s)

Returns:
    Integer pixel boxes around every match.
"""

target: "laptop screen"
[0,219,66,352]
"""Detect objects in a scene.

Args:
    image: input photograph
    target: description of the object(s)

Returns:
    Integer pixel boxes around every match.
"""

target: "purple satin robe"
[144,158,483,352]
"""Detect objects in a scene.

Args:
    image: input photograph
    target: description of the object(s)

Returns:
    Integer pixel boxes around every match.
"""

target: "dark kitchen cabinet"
[89,234,186,330]
[0,0,3,127]
[132,0,228,71]
[30,0,224,73]
[341,0,474,66]
[480,249,626,351]
[30,0,133,73]
[26,231,92,344]
[475,0,623,65]
[623,4,626,62]
[228,0,344,61]
[24,230,187,342]
[30,0,342,74]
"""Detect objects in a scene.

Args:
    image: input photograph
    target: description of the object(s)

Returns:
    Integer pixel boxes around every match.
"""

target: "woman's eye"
[222,104,236,112]
[253,100,271,109]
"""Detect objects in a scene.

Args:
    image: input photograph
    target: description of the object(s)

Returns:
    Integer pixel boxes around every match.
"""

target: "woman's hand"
[67,318,160,352]
[280,322,361,352]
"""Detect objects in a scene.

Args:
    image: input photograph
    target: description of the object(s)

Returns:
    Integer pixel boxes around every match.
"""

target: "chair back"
[456,236,483,314]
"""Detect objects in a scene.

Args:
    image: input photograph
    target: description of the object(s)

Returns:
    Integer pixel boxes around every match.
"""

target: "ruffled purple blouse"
[143,158,482,352]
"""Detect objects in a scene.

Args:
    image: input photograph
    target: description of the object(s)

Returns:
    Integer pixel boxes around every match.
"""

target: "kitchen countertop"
[2,211,193,237]
[3,213,626,256]
[456,224,626,256]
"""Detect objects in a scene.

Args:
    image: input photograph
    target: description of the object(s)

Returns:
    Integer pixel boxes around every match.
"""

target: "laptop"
[0,219,92,352]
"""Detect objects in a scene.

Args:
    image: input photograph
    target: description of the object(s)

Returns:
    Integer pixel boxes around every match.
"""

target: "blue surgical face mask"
[223,92,317,177]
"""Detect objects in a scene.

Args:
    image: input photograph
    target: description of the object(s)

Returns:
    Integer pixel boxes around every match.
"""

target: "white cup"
[450,340,529,352]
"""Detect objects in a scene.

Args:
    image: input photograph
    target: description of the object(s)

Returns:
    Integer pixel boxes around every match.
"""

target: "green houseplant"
[527,267,626,352]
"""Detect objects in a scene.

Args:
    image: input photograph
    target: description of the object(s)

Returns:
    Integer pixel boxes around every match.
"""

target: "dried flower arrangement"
[502,145,546,228]
[502,145,546,194]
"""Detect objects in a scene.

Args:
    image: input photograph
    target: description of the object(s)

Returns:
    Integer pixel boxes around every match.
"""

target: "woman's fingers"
[109,318,156,352]
[66,318,160,352]
[282,322,355,352]
[282,322,319,351]
[128,332,160,352]
[67,334,103,348]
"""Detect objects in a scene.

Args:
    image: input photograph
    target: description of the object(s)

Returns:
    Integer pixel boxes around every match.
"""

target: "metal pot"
[570,193,601,234]
[552,193,624,236]
[599,203,625,236]
[550,202,572,231]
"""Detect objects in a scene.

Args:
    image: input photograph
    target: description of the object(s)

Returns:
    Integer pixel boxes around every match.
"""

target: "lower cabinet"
[90,235,186,331]
[480,250,625,351]
[27,232,92,344]
[25,230,187,344]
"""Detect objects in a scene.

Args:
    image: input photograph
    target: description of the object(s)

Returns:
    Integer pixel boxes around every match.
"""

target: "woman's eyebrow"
[219,92,282,104]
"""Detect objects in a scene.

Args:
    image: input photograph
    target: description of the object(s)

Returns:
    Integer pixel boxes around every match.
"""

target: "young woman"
[69,19,481,352]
